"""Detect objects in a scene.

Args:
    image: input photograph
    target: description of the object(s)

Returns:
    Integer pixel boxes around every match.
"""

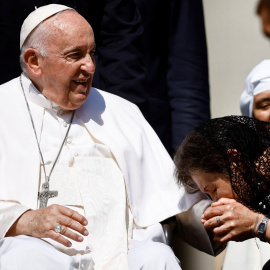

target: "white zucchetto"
[240,59,270,117]
[20,4,73,49]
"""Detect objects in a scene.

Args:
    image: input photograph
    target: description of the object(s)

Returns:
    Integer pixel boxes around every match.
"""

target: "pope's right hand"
[6,204,89,247]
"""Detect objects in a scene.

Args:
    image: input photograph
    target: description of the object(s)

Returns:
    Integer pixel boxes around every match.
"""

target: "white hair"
[19,9,76,72]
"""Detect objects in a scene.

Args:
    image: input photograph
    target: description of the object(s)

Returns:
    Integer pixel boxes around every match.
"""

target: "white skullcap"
[20,4,73,49]
[240,59,270,117]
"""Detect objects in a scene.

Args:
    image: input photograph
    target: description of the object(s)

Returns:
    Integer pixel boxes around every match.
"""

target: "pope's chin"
[62,82,91,109]
[66,91,89,109]
[72,88,91,106]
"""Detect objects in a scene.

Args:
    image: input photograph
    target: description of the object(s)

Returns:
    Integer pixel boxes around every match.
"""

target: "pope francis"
[0,4,223,270]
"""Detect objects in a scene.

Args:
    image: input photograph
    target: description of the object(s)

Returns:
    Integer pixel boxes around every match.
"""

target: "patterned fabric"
[197,115,270,215]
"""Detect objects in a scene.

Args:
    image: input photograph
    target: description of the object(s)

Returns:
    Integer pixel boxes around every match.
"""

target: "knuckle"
[66,218,75,228]
[228,221,235,230]
[44,223,52,231]
[227,212,234,219]
[230,220,236,227]
[50,204,59,211]
[48,204,55,209]
[49,204,61,214]
[69,210,76,219]
[48,230,57,239]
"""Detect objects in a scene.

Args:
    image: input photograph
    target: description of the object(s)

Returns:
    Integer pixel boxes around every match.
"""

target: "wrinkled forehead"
[44,10,92,34]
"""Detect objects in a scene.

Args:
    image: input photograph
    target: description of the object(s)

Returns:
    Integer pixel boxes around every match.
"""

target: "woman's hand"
[202,198,258,243]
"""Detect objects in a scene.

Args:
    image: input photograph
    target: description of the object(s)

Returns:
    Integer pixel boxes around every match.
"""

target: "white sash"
[41,156,130,269]
[75,156,129,270]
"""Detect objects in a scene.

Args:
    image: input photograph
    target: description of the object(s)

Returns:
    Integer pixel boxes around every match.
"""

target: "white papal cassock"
[0,73,222,269]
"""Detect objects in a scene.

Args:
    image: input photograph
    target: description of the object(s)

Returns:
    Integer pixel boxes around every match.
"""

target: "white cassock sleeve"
[0,202,30,237]
[175,199,226,256]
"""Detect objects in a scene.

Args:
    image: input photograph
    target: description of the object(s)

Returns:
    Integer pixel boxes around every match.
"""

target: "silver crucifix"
[38,178,58,209]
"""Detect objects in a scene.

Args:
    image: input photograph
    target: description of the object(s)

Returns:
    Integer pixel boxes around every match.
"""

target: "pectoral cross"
[38,178,58,209]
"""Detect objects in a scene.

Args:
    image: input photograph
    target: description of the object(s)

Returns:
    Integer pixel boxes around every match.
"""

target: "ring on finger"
[54,225,62,234]
[216,216,221,224]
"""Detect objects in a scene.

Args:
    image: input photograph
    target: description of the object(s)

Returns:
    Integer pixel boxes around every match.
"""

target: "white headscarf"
[240,59,270,117]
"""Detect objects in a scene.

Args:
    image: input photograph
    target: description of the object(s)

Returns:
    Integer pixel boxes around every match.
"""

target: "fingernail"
[84,230,89,236]
[68,242,72,247]
[84,220,88,225]
[78,236,83,241]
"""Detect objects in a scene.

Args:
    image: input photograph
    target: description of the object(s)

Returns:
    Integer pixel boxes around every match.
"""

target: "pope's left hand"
[202,198,257,243]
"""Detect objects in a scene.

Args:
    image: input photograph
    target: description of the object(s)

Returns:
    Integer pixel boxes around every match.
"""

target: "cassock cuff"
[0,201,31,238]
[174,199,226,256]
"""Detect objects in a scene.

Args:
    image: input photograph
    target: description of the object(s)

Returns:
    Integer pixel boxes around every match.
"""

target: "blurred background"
[176,0,270,269]
[205,0,270,118]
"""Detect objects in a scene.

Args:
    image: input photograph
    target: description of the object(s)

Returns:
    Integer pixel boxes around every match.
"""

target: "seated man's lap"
[128,239,181,270]
[0,235,181,269]
[0,235,91,270]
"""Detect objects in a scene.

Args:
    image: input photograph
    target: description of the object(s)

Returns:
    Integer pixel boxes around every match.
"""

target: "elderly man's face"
[38,11,95,110]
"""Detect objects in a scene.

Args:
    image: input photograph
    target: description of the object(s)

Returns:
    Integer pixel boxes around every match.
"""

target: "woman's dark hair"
[174,115,270,216]
[174,130,230,193]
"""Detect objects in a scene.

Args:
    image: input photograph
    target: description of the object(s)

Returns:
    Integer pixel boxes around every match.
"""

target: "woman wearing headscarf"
[240,59,270,121]
[229,59,270,270]
[174,115,270,270]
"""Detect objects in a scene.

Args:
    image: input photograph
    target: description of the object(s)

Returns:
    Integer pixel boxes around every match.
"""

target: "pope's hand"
[201,198,257,243]
[6,204,88,247]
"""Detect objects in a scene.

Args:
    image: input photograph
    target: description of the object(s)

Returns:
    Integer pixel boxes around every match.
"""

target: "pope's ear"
[23,48,42,77]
